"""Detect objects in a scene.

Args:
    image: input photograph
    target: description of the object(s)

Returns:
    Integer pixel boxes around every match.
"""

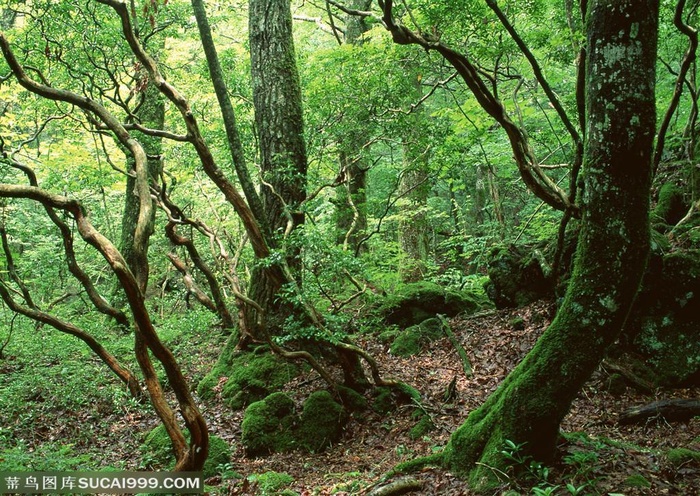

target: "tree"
[437,0,659,487]
[246,0,309,337]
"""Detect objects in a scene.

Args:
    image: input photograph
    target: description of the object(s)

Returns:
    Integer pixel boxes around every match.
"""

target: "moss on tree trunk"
[442,0,659,489]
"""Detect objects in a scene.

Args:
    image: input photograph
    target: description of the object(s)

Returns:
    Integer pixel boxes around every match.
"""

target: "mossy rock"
[390,318,446,357]
[297,391,348,452]
[336,385,369,412]
[241,390,351,457]
[241,392,297,456]
[141,425,231,478]
[409,414,435,440]
[484,244,554,308]
[371,383,421,415]
[624,249,700,386]
[198,345,300,410]
[376,282,486,328]
[652,183,687,232]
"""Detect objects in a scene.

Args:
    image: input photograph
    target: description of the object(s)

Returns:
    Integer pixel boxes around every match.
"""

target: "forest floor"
[6,299,699,495]
[195,299,700,495]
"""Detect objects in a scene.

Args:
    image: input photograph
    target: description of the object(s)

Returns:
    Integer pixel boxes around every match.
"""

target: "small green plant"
[247,471,295,495]
[532,486,559,496]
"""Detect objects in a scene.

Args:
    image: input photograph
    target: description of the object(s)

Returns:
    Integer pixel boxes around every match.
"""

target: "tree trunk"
[120,80,164,293]
[398,100,430,283]
[246,0,308,337]
[334,1,371,254]
[442,0,658,489]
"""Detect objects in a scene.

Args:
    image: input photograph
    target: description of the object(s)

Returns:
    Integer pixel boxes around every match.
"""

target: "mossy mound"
[247,471,295,495]
[376,282,486,328]
[241,391,348,457]
[666,448,700,466]
[240,392,298,456]
[198,344,301,410]
[389,317,446,357]
[141,425,231,478]
[484,244,554,308]
[651,183,687,232]
[336,385,369,412]
[371,383,421,415]
[297,391,348,452]
[624,249,700,386]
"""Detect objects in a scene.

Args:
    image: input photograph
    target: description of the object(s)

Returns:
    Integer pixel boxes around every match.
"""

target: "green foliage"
[0,438,93,471]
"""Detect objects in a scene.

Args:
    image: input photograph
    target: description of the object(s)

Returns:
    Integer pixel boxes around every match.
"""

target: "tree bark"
[441,0,659,488]
[120,80,163,294]
[246,0,308,337]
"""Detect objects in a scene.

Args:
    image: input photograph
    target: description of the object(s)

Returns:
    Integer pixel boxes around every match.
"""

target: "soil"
[197,299,700,495]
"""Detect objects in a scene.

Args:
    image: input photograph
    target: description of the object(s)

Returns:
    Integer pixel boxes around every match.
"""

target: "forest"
[0,0,699,494]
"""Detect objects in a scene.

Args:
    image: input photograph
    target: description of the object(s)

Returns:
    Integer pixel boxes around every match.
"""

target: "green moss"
[508,317,525,330]
[241,391,350,456]
[240,393,297,456]
[376,282,486,327]
[624,474,651,488]
[390,318,446,357]
[389,327,423,357]
[372,383,421,414]
[199,347,300,410]
[297,391,347,452]
[337,385,369,412]
[141,425,231,477]
[666,448,700,466]
[408,415,434,440]
[652,183,686,230]
[390,452,443,477]
[248,471,295,495]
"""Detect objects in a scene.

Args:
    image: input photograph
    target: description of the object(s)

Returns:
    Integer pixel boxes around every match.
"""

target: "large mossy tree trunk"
[246,0,308,337]
[442,0,658,489]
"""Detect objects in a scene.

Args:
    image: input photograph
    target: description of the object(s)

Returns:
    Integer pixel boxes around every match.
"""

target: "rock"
[377,282,486,328]
[240,392,297,456]
[484,244,554,308]
[198,345,300,410]
[241,390,349,456]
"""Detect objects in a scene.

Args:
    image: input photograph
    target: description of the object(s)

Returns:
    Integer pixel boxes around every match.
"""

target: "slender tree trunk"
[442,0,658,489]
[120,80,164,293]
[398,87,430,282]
[246,0,308,337]
[335,1,371,254]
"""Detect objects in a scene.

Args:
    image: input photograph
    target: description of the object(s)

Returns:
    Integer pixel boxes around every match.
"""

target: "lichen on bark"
[441,0,659,489]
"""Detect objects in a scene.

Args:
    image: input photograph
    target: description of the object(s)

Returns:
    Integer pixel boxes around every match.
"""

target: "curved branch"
[378,4,574,214]
[0,280,141,398]
[0,183,208,472]
[94,0,271,260]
